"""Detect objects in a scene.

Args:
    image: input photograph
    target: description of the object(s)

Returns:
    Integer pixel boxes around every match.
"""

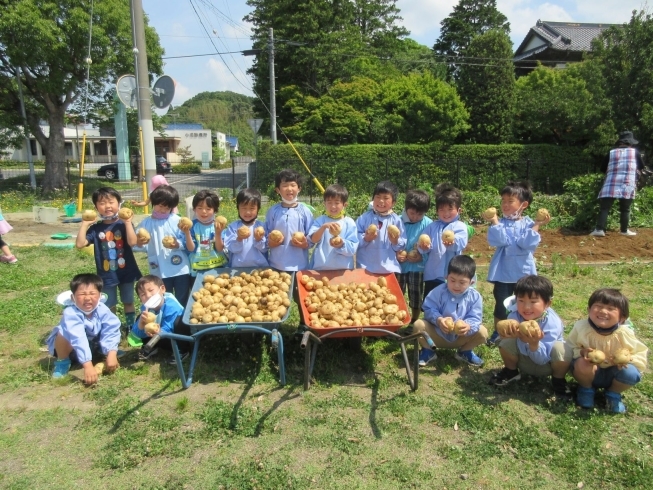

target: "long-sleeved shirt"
[355,210,406,274]
[400,211,432,273]
[131,293,184,339]
[508,307,564,365]
[308,215,358,270]
[567,318,648,373]
[486,216,539,283]
[265,203,314,271]
[422,283,483,343]
[224,219,269,268]
[187,220,228,276]
[136,214,190,278]
[47,303,121,364]
[422,217,468,282]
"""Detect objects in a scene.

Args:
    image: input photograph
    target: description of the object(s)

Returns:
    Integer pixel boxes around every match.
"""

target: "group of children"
[47,168,648,413]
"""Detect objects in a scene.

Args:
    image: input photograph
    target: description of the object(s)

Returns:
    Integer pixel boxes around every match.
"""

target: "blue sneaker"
[576,386,595,408]
[605,391,627,414]
[455,350,484,367]
[418,348,437,367]
[52,358,71,378]
[486,331,500,347]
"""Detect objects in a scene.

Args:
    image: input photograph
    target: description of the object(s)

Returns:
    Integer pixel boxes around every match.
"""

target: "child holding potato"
[308,184,358,270]
[396,189,432,322]
[265,169,314,271]
[356,180,406,274]
[131,185,191,307]
[419,183,468,300]
[413,255,486,367]
[567,288,648,413]
[76,187,141,327]
[224,188,269,268]
[47,273,121,384]
[179,189,228,276]
[484,181,550,346]
[488,275,571,396]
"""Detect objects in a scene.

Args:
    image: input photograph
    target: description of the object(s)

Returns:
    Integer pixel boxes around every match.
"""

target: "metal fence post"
[67,160,72,197]
[232,158,236,199]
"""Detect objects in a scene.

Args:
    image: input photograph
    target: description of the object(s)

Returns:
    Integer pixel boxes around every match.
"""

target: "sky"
[141,0,643,108]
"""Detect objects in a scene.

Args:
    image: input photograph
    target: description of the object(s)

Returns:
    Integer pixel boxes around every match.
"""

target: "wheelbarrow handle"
[300,330,311,349]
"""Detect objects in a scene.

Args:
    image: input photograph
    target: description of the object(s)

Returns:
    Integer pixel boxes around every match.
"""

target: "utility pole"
[268,28,277,144]
[130,0,156,184]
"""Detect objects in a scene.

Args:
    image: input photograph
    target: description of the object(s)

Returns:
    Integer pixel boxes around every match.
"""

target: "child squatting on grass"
[413,255,487,367]
[47,273,121,385]
[488,275,572,396]
[567,288,649,413]
[224,188,269,268]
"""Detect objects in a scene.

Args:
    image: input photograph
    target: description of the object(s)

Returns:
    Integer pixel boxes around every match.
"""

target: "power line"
[162,50,244,59]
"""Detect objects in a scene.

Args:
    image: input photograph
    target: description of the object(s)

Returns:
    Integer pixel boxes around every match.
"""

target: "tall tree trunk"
[42,107,68,193]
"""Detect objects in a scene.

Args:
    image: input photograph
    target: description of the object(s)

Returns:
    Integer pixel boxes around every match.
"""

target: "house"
[513,20,617,76]
[226,135,239,154]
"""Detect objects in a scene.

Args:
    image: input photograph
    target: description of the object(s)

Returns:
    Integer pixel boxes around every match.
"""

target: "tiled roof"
[226,136,239,147]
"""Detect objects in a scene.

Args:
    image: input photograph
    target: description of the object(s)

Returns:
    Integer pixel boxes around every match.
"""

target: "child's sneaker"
[52,358,71,378]
[590,229,605,237]
[486,331,500,347]
[418,348,437,367]
[455,350,484,367]
[488,367,521,386]
[576,386,595,408]
[620,230,637,236]
[551,377,571,397]
[0,254,17,264]
[167,352,189,365]
[138,347,159,361]
[605,390,627,413]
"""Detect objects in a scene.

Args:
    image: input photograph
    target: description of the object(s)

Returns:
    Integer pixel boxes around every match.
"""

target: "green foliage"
[560,173,605,230]
[175,145,194,164]
[174,164,201,174]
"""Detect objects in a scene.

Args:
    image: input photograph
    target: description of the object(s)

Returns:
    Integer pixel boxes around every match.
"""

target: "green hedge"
[174,163,201,174]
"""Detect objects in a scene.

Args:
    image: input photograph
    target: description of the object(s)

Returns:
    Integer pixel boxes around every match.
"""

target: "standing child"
[265,169,314,271]
[356,181,406,274]
[484,181,550,345]
[568,288,648,413]
[180,190,228,276]
[308,184,358,270]
[419,184,468,299]
[413,255,486,367]
[131,185,191,306]
[0,207,17,264]
[396,189,432,322]
[47,273,121,385]
[488,275,571,396]
[76,187,141,327]
[224,188,269,268]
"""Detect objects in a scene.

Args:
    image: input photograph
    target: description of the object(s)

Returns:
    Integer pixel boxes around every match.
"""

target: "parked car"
[97,156,172,180]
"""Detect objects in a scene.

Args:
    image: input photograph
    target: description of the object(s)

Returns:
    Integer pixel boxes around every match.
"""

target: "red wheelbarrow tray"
[297,269,410,338]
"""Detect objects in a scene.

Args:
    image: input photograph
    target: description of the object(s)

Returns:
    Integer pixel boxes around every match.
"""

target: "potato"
[587,350,606,364]
[442,230,455,244]
[254,226,265,240]
[496,319,519,337]
[407,250,421,261]
[82,209,97,221]
[330,236,343,247]
[377,276,387,287]
[162,236,177,248]
[269,230,284,243]
[417,234,431,249]
[144,322,160,335]
[383,304,399,315]
[397,250,408,260]
[178,216,193,231]
[441,317,454,333]
[237,226,251,239]
[519,320,541,337]
[366,224,377,234]
[137,228,151,243]
[613,348,632,365]
[94,362,105,375]
[292,231,305,241]
[535,208,550,222]
[118,208,133,220]
[143,311,157,324]
[454,319,467,335]
[482,207,497,220]
[329,223,341,236]
[387,224,400,239]
[385,294,397,304]
[215,216,228,228]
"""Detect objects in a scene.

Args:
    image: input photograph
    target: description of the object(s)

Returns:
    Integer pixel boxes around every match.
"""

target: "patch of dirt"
[466,227,653,265]
[3,212,83,247]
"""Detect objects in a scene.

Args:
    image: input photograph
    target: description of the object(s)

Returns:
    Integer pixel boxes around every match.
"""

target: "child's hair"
[514,275,553,303]
[136,274,165,294]
[404,189,430,213]
[588,288,629,319]
[447,255,476,280]
[92,187,121,205]
[373,181,398,202]
[501,180,533,204]
[324,184,348,203]
[275,168,302,188]
[192,189,220,211]
[70,273,103,293]
[150,185,179,209]
[237,188,262,209]
[434,183,462,210]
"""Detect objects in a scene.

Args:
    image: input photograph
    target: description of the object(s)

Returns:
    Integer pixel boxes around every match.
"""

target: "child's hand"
[83,362,98,385]
[162,236,179,249]
[438,317,455,334]
[290,233,309,248]
[330,236,344,248]
[364,228,377,242]
[327,222,341,235]
[442,230,455,246]
[454,320,470,336]
[105,351,119,373]
[406,250,422,262]
[254,226,265,241]
[139,309,150,329]
[388,233,399,245]
[396,250,407,263]
[518,328,544,347]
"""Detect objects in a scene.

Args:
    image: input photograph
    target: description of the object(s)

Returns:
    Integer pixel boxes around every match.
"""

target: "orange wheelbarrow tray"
[296,269,435,391]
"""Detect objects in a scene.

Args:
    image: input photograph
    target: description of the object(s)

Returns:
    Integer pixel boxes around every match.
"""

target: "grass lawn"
[0,248,652,489]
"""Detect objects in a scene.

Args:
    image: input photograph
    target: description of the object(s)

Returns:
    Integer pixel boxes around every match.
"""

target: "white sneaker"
[620,230,637,236]
[590,229,605,237]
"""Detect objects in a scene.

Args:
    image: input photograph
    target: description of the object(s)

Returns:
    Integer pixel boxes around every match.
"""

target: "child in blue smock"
[356,181,406,274]
[419,184,468,300]
[265,169,314,271]
[397,190,432,322]
[132,185,191,307]
[47,273,121,385]
[308,184,358,270]
[413,255,486,367]
[180,190,228,275]
[484,181,550,345]
[224,188,269,268]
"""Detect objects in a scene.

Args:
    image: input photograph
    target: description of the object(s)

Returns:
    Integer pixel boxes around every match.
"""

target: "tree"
[433,0,509,79]
[0,0,164,191]
[456,29,514,143]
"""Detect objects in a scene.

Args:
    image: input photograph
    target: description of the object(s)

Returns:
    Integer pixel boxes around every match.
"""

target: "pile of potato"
[301,275,408,328]
[188,269,292,324]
